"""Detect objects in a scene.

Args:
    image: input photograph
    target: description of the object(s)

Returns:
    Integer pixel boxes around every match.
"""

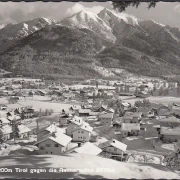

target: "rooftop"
[121,123,140,132]
[73,142,102,155]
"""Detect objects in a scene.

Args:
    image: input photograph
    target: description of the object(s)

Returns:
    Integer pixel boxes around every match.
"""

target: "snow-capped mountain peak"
[60,9,116,43]
[98,8,140,26]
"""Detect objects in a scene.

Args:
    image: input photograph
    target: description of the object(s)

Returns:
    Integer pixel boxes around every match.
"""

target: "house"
[90,131,99,142]
[98,139,127,156]
[0,117,10,125]
[151,103,171,116]
[112,117,123,130]
[93,105,107,113]
[158,116,180,128]
[37,123,65,141]
[123,112,142,123]
[121,102,131,111]
[0,110,8,118]
[17,124,31,139]
[59,114,71,127]
[0,104,7,111]
[98,113,114,126]
[73,142,102,155]
[137,107,155,118]
[78,109,91,117]
[0,125,13,141]
[35,131,72,155]
[159,127,180,143]
[121,123,140,138]
[71,122,93,142]
[21,107,35,119]
[66,116,83,136]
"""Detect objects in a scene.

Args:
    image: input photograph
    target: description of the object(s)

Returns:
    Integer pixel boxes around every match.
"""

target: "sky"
[0,1,180,27]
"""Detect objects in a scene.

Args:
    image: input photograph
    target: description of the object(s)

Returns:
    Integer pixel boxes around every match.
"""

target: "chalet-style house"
[66,116,83,136]
[121,123,140,138]
[59,114,71,127]
[98,113,114,126]
[21,107,35,119]
[0,125,12,141]
[35,131,72,155]
[17,124,31,138]
[98,139,127,156]
[71,122,93,142]
[37,123,65,141]
[112,117,123,131]
[159,127,180,143]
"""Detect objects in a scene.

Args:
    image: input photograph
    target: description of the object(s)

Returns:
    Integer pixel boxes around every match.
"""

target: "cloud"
[65,3,105,17]
[174,5,180,15]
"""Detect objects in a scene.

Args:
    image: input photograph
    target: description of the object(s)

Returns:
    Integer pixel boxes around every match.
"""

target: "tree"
[112,1,156,13]
[8,97,19,104]
[134,99,151,107]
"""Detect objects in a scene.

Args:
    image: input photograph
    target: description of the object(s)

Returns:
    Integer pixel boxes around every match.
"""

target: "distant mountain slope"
[0,24,105,79]
[0,8,180,79]
[0,17,56,54]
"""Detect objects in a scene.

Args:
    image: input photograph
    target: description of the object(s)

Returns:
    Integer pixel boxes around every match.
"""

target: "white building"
[98,139,127,156]
[73,142,102,155]
[72,122,93,142]
[35,131,72,155]
[66,116,83,136]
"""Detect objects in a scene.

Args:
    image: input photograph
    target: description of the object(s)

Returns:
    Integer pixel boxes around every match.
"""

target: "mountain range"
[0,8,180,80]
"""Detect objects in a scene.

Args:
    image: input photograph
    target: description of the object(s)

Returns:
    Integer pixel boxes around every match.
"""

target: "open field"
[0,96,81,113]
[120,96,180,106]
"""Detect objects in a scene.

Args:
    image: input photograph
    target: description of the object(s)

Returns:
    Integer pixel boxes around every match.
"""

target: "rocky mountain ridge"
[0,8,180,80]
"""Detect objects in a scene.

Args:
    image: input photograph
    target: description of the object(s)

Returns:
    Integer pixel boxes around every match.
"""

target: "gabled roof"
[158,116,180,123]
[18,124,31,134]
[35,132,72,147]
[98,139,127,152]
[0,117,10,124]
[1,124,12,134]
[151,103,168,110]
[137,107,153,113]
[121,123,140,132]
[70,116,84,126]
[38,124,65,134]
[73,142,102,155]
[73,122,93,133]
[160,127,180,136]
[78,109,91,114]
[98,113,114,119]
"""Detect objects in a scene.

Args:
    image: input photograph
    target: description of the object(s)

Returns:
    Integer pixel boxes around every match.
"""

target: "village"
[0,76,180,170]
